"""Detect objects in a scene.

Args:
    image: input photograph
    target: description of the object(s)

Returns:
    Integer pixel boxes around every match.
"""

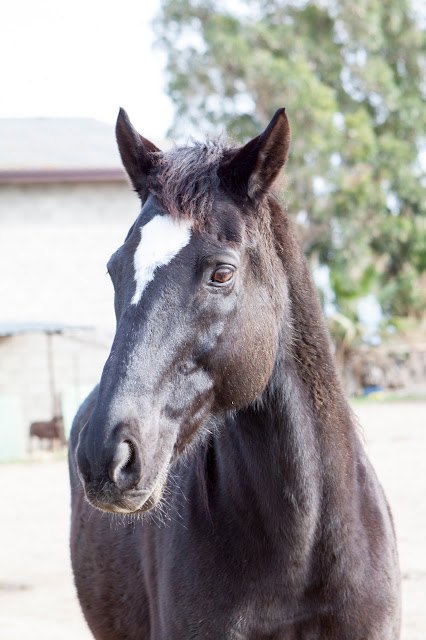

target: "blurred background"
[0,1,425,638]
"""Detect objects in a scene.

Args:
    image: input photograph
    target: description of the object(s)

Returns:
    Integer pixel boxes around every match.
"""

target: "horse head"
[75,107,291,513]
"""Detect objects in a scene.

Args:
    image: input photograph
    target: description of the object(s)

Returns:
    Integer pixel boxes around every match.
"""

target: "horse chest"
[150,564,319,639]
[145,512,323,639]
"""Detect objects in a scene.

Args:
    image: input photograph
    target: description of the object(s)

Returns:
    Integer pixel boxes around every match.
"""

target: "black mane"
[148,141,226,225]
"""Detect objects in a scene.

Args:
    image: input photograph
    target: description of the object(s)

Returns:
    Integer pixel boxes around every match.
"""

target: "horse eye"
[211,266,234,285]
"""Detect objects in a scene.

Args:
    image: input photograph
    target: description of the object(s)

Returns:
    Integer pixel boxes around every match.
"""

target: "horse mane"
[148,141,228,226]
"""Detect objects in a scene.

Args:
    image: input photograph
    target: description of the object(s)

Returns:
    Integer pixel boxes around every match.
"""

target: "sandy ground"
[0,401,425,639]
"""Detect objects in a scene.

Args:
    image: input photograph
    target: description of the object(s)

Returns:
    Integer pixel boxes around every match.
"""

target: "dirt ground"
[0,401,425,639]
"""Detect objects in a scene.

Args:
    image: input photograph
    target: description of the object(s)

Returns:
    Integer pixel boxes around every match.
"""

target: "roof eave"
[0,167,127,184]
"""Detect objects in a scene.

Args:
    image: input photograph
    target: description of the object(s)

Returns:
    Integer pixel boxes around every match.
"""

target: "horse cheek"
[213,315,278,409]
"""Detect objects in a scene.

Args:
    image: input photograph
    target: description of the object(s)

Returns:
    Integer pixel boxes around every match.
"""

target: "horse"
[69,107,400,639]
[30,415,64,449]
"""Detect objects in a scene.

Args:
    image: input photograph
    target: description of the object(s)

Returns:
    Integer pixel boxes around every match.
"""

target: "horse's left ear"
[218,108,291,202]
[116,108,161,203]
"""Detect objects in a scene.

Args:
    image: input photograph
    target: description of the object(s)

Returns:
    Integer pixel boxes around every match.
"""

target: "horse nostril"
[111,440,133,480]
[121,440,135,471]
[110,439,141,490]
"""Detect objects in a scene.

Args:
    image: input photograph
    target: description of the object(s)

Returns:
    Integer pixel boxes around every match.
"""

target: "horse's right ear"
[116,108,160,203]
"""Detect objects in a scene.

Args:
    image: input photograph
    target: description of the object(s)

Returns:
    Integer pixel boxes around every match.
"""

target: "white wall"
[0,181,141,331]
[0,179,142,455]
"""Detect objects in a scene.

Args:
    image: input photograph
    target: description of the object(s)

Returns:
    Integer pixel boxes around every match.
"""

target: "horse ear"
[116,108,161,203]
[218,108,291,202]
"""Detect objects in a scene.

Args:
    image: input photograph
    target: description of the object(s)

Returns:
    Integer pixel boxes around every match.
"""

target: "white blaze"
[131,215,193,305]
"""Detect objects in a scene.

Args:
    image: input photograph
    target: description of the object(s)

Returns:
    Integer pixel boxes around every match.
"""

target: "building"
[0,117,147,459]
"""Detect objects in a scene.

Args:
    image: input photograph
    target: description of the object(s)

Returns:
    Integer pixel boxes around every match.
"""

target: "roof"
[0,118,123,171]
[0,117,170,184]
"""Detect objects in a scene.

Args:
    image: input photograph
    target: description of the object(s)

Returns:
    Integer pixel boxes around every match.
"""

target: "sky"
[0,0,174,140]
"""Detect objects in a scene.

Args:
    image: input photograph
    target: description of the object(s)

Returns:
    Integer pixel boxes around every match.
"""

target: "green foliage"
[155,0,426,323]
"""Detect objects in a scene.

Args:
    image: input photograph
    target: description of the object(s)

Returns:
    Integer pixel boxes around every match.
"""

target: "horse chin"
[135,478,166,513]
[84,467,169,515]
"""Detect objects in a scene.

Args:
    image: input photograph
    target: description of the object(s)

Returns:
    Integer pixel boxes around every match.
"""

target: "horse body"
[30,415,64,442]
[70,108,400,639]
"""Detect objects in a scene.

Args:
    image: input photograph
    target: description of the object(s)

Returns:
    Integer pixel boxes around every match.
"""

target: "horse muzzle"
[75,424,169,514]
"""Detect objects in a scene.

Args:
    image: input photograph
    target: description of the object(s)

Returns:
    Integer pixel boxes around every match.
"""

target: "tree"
[154,0,426,327]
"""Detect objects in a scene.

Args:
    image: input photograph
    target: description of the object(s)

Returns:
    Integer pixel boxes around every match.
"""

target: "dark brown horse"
[30,415,64,448]
[70,108,400,639]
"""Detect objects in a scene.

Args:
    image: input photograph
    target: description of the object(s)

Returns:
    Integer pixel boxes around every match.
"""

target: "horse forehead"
[131,214,193,305]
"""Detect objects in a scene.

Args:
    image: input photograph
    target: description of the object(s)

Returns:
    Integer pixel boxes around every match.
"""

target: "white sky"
[0,0,174,140]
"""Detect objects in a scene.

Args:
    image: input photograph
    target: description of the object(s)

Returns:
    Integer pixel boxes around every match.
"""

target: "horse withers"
[70,108,400,639]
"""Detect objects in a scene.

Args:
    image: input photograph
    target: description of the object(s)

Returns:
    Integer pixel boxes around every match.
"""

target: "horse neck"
[276,209,355,445]
[213,207,358,526]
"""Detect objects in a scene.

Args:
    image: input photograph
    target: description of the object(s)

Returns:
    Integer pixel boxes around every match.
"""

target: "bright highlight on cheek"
[131,215,193,305]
